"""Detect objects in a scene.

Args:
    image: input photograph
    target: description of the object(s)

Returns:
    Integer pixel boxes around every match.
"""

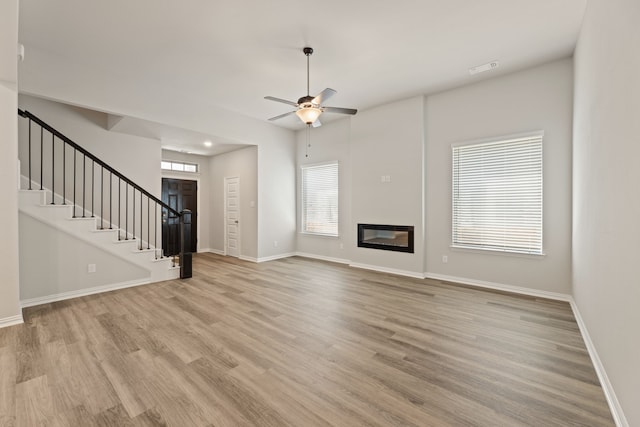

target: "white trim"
[424,272,571,301]
[295,252,350,265]
[569,299,628,427]
[205,248,225,256]
[256,253,297,263]
[238,255,257,263]
[451,129,545,148]
[20,278,151,308]
[350,262,424,279]
[0,314,24,328]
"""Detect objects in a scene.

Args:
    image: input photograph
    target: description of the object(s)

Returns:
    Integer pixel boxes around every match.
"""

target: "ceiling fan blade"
[264,96,298,107]
[312,119,322,128]
[268,111,296,121]
[323,106,358,115]
[312,88,337,105]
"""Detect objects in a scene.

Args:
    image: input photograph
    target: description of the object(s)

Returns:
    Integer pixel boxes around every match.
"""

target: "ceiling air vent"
[469,61,499,75]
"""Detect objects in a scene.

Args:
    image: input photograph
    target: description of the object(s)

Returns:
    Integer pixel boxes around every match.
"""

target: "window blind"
[301,162,339,236]
[452,134,543,254]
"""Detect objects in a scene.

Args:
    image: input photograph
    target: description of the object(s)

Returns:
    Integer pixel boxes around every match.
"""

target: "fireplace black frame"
[357,224,415,253]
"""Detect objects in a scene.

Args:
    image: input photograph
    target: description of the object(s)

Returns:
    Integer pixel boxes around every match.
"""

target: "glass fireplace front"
[357,224,414,253]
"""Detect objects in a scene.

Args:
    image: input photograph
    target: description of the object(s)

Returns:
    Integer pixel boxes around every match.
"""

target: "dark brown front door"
[162,178,197,255]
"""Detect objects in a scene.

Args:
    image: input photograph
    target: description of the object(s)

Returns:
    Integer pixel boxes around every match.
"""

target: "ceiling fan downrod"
[303,47,313,97]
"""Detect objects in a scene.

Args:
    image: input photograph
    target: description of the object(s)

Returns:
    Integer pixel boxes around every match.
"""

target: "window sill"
[450,245,546,258]
[300,231,340,238]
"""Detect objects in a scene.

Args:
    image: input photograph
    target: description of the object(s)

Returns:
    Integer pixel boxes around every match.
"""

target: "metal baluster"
[73,150,77,217]
[118,179,121,239]
[50,133,55,204]
[82,154,86,217]
[109,171,113,229]
[125,183,128,240]
[154,203,158,259]
[40,127,43,190]
[140,193,143,250]
[91,162,95,218]
[62,143,66,204]
[147,197,150,249]
[28,119,32,190]
[99,166,103,228]
[132,189,136,239]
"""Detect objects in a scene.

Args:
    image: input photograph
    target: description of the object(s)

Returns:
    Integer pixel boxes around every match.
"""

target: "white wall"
[161,150,211,252]
[19,95,161,196]
[425,59,574,295]
[350,96,426,276]
[0,0,22,326]
[295,96,425,276]
[296,118,352,262]
[257,138,297,260]
[209,146,258,259]
[573,0,640,424]
[19,213,148,301]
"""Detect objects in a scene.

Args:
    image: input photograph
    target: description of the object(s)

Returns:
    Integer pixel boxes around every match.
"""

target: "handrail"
[18,108,180,218]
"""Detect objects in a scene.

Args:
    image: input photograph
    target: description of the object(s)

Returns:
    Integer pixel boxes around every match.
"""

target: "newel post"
[179,209,192,278]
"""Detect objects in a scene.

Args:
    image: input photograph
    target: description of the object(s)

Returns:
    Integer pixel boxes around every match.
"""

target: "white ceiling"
[18,0,587,155]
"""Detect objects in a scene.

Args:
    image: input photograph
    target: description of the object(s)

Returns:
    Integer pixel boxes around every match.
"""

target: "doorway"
[161,178,198,255]
[224,177,240,257]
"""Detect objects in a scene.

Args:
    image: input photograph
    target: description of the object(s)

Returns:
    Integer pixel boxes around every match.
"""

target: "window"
[452,133,543,255]
[161,160,198,173]
[301,162,339,236]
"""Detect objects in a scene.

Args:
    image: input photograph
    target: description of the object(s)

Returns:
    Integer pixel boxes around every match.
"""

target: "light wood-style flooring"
[0,253,614,426]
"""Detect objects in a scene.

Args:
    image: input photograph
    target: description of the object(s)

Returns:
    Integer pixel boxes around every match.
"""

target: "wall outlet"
[340,243,344,249]
[88,263,96,273]
[273,240,278,247]
[442,255,448,264]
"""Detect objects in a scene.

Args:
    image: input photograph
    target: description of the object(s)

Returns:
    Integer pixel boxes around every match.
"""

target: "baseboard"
[295,252,350,265]
[257,253,297,263]
[569,299,628,427]
[238,255,258,263]
[0,314,24,329]
[204,249,225,256]
[424,272,572,302]
[350,262,424,279]
[20,278,152,308]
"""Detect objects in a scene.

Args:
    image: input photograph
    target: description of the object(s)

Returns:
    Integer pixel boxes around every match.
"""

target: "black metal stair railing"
[18,109,192,279]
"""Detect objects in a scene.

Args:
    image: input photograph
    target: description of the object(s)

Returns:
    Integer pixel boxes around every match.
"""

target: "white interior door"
[225,177,240,257]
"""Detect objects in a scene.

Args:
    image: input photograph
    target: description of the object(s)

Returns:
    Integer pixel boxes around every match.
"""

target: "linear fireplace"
[357,224,414,253]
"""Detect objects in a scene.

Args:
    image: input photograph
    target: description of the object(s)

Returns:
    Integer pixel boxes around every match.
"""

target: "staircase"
[17,109,191,302]
[18,189,179,283]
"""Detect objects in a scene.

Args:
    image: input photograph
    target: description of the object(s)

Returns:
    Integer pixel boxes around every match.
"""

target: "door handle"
[234,220,239,224]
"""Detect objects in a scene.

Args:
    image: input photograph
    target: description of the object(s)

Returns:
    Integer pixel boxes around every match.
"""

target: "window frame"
[451,131,544,255]
[300,161,339,237]
[161,160,198,173]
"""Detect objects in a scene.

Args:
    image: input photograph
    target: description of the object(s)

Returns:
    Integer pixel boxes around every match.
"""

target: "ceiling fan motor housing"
[297,95,316,106]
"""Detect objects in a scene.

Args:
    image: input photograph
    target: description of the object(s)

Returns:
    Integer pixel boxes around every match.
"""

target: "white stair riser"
[19,190,177,283]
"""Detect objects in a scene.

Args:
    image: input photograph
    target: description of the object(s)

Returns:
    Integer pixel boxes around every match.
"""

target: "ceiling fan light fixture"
[295,106,322,125]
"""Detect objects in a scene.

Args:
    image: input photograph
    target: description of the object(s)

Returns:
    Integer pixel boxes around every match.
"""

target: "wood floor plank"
[0,253,615,426]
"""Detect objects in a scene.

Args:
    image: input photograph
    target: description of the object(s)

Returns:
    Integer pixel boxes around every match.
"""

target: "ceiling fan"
[265,47,357,127]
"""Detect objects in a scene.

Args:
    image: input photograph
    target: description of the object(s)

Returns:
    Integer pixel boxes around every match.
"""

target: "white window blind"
[452,134,543,254]
[301,162,339,236]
